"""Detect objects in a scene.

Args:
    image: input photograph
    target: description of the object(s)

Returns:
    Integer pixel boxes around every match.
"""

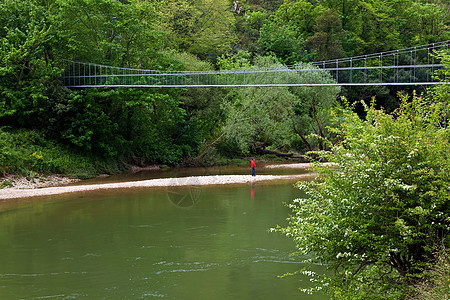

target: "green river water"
[0,167,329,299]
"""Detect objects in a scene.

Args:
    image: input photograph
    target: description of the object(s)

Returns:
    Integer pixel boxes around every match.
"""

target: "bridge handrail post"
[350,58,352,84]
[265,68,268,85]
[336,60,338,83]
[427,48,430,82]
[71,61,75,86]
[396,51,399,83]
[432,44,434,81]
[410,50,413,83]
[323,62,325,84]
[414,47,417,83]
[364,56,367,84]
[379,55,382,83]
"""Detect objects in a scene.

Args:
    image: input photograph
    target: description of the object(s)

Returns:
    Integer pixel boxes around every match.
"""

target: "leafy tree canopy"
[50,0,165,68]
[156,0,237,62]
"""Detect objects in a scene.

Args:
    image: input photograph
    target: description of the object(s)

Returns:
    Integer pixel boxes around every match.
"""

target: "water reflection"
[251,181,255,200]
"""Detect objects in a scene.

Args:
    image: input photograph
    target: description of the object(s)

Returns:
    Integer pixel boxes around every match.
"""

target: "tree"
[0,0,62,127]
[50,0,164,68]
[41,0,200,164]
[271,0,323,37]
[409,249,450,300]
[217,55,296,155]
[399,1,450,46]
[427,50,450,138]
[156,0,237,63]
[258,22,309,65]
[274,93,450,299]
[306,9,345,61]
[321,0,359,30]
[170,51,229,156]
[288,66,341,152]
[351,1,400,53]
[200,55,341,157]
[220,84,295,155]
[257,0,323,64]
[235,10,269,54]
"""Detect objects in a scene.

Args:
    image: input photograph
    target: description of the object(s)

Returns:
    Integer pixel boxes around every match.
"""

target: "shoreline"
[0,174,315,200]
[0,163,319,200]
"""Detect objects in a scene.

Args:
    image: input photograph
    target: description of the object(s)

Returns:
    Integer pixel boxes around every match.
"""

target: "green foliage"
[61,90,126,156]
[60,88,199,165]
[157,0,237,62]
[217,50,252,70]
[209,56,341,156]
[0,127,105,178]
[257,0,322,64]
[430,50,450,116]
[274,93,450,299]
[400,1,450,46]
[235,10,268,53]
[50,0,163,67]
[258,23,309,65]
[306,9,345,61]
[289,65,341,151]
[0,180,13,189]
[219,56,296,154]
[272,0,323,37]
[171,51,227,147]
[352,1,401,53]
[1,0,450,175]
[0,0,209,169]
[409,250,450,300]
[0,0,63,127]
[258,0,450,60]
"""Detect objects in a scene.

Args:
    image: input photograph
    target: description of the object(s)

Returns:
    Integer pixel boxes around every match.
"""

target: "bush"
[273,93,450,299]
[0,127,123,178]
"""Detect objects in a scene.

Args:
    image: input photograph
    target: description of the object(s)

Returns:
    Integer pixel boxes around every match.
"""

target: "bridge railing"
[311,41,449,85]
[62,41,450,87]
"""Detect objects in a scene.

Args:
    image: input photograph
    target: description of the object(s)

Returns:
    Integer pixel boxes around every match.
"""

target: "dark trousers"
[252,168,255,176]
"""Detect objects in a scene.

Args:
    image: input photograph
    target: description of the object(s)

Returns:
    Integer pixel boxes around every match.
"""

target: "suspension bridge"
[63,41,450,88]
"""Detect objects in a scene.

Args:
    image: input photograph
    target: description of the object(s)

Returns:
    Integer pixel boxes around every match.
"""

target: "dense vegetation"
[1,0,450,298]
[274,53,450,299]
[274,92,450,299]
[1,0,449,177]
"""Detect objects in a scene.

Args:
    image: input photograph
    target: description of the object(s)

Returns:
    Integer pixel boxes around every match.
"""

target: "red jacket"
[251,160,256,168]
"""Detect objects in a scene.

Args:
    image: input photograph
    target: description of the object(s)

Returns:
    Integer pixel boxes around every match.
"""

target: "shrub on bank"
[274,93,450,299]
[0,127,124,179]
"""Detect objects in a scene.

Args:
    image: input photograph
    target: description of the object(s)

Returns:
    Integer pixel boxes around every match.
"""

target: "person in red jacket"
[251,158,256,176]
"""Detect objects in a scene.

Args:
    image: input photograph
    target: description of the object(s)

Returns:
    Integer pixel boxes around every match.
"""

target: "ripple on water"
[0,271,88,278]
[31,293,87,299]
[141,292,166,298]
[153,261,220,275]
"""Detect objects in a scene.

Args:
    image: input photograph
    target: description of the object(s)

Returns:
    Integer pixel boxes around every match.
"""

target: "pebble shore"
[0,163,318,200]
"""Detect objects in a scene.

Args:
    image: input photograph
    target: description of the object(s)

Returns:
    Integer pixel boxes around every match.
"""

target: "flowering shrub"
[273,93,450,299]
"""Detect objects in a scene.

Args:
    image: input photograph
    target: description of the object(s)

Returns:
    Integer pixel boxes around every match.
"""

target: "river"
[0,166,329,299]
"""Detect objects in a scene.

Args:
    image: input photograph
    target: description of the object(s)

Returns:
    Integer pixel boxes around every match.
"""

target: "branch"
[255,147,308,160]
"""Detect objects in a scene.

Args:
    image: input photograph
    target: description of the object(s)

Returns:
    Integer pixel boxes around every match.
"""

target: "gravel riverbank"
[0,163,318,200]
